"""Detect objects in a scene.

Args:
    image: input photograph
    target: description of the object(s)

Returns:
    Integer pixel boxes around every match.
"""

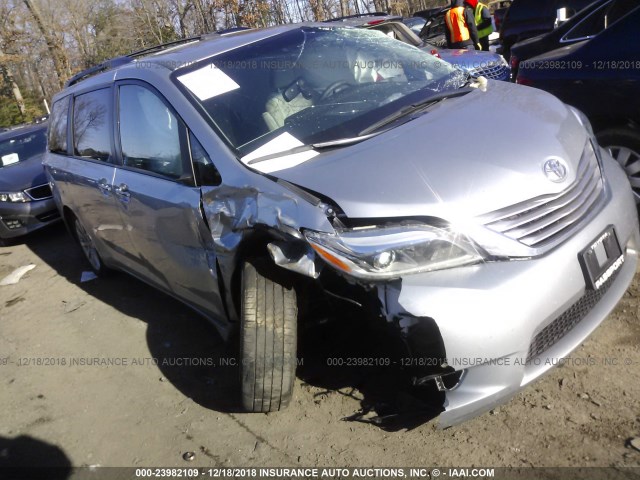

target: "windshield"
[175,26,465,159]
[0,128,47,168]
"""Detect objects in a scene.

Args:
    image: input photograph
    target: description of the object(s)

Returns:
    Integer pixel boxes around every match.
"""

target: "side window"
[563,0,636,41]
[190,132,221,186]
[118,84,188,180]
[564,8,607,41]
[73,88,112,161]
[48,97,69,154]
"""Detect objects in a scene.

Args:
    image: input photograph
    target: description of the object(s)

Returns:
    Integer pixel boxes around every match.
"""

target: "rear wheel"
[240,259,297,412]
[597,127,640,204]
[72,215,107,275]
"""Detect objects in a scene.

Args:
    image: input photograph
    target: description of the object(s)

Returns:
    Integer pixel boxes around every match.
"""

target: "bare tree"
[22,0,70,87]
[0,51,26,119]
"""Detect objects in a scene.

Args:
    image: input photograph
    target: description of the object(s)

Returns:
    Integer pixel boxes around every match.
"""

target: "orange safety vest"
[445,6,471,43]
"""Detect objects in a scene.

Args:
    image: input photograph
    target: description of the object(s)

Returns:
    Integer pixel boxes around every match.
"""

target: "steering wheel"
[320,81,353,101]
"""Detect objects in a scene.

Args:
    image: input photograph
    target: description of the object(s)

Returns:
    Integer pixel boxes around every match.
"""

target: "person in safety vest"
[466,0,494,51]
[444,0,481,51]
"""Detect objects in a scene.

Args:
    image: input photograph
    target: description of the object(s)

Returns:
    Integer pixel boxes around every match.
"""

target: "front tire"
[240,259,297,412]
[597,127,640,204]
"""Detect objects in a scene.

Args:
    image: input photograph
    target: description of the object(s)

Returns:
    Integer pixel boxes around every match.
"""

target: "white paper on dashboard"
[241,132,319,173]
[177,65,240,101]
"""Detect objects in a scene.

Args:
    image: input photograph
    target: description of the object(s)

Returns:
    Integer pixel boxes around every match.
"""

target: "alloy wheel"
[74,218,102,272]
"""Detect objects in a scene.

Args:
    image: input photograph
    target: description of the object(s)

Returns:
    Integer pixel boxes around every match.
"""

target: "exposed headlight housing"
[0,192,30,203]
[305,224,486,280]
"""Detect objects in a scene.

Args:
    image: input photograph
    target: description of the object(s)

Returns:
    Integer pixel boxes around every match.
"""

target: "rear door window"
[48,97,69,154]
[563,0,637,41]
[72,88,113,162]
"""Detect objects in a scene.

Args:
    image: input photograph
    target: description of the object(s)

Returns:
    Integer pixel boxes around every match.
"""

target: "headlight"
[569,106,595,138]
[0,192,30,203]
[569,106,605,170]
[304,224,485,280]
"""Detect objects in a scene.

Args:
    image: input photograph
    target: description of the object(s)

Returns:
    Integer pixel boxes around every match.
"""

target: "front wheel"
[597,127,640,204]
[240,259,297,412]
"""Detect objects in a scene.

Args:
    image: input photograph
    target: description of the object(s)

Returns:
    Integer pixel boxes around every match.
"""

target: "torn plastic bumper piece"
[267,240,321,279]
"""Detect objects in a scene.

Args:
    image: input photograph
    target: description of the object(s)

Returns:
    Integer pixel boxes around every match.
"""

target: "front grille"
[471,63,510,80]
[480,142,604,248]
[526,269,619,362]
[25,183,52,201]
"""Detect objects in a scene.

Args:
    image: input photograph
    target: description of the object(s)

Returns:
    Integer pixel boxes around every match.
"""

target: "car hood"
[271,81,589,222]
[0,154,47,192]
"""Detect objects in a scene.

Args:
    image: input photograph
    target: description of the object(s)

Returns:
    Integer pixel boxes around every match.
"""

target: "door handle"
[114,183,130,201]
[97,178,112,194]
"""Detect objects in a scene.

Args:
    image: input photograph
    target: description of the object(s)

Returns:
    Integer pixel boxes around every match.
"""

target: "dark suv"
[0,122,59,243]
[499,0,594,58]
[509,0,611,78]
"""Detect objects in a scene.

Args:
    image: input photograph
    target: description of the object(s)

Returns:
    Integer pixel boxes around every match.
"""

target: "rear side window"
[564,0,637,41]
[73,88,113,161]
[48,98,69,154]
[118,84,189,180]
[564,3,612,40]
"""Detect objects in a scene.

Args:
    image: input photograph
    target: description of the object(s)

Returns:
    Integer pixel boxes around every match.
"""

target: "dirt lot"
[1,223,640,470]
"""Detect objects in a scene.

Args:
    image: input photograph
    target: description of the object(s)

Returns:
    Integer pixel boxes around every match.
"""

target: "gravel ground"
[1,223,639,471]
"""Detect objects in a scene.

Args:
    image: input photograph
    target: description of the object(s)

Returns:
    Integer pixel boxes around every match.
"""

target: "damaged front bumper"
[377,160,639,429]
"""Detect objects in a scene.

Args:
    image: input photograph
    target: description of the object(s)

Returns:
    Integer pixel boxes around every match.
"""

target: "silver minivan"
[44,25,639,427]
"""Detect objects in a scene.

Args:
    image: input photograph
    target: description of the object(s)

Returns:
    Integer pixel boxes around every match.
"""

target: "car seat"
[262,69,314,131]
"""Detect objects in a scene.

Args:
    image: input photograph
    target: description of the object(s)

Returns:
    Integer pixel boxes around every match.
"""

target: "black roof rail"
[64,33,220,88]
[199,27,250,41]
[324,12,390,22]
[126,35,203,59]
[64,56,132,88]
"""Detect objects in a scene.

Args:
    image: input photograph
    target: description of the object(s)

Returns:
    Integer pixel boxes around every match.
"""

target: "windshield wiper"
[358,87,474,136]
[245,131,385,165]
